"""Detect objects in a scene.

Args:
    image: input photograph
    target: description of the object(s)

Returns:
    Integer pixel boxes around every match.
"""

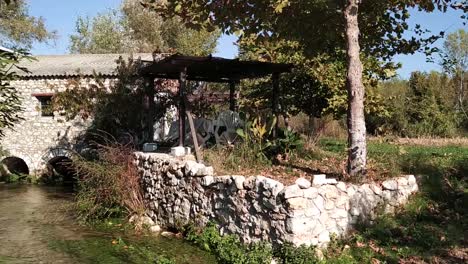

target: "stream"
[0,184,215,264]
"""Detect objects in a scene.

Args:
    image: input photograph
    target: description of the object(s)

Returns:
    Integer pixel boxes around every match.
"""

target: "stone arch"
[1,157,30,176]
[40,148,76,182]
[46,156,76,183]
[41,147,75,164]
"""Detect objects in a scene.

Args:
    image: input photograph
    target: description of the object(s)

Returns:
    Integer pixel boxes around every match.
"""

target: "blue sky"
[29,0,465,79]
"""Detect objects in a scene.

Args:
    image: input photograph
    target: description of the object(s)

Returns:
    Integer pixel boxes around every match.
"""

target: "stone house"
[0,53,153,175]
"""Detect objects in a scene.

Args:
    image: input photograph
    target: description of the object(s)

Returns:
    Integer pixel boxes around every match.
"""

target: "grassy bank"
[200,139,468,263]
[317,138,468,263]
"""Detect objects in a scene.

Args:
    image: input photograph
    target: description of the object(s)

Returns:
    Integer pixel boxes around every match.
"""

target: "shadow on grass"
[344,156,468,263]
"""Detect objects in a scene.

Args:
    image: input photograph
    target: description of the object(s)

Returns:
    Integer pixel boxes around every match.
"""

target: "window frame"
[32,93,54,117]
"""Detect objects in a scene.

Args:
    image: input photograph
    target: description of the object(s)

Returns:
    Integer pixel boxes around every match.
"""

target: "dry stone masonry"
[0,78,113,173]
[1,53,155,174]
[135,152,419,248]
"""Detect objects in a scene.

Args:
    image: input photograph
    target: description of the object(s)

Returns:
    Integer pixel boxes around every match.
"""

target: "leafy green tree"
[0,49,32,137]
[0,0,56,49]
[52,57,174,145]
[371,72,459,137]
[69,0,220,55]
[0,0,48,137]
[440,29,467,119]
[141,0,464,176]
[69,11,127,54]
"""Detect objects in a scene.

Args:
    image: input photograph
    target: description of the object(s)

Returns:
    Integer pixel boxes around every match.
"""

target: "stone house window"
[33,93,54,117]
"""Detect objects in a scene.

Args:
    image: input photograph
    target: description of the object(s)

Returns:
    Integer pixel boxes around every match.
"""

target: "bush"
[186,223,321,264]
[368,72,462,137]
[274,242,319,264]
[73,142,145,222]
[186,224,272,264]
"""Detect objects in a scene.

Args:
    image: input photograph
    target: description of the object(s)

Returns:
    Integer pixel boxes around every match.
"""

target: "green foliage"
[274,242,319,264]
[236,115,276,161]
[2,173,26,183]
[69,0,220,55]
[186,223,273,264]
[318,138,468,263]
[69,11,127,54]
[441,29,467,75]
[73,142,145,222]
[368,72,462,137]
[0,0,56,49]
[239,38,392,121]
[49,227,213,264]
[440,29,468,122]
[205,114,305,174]
[0,49,33,137]
[143,0,463,61]
[52,56,172,145]
[271,129,304,157]
[187,223,324,264]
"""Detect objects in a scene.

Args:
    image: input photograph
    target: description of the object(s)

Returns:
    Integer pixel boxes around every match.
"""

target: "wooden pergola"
[139,54,292,160]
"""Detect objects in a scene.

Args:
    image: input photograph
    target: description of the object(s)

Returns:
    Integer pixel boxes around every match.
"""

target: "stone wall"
[0,78,110,173]
[135,152,419,248]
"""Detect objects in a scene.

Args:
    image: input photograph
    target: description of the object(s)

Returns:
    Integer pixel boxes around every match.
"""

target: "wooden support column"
[272,72,280,138]
[144,76,155,142]
[185,110,202,163]
[229,81,236,111]
[178,68,187,147]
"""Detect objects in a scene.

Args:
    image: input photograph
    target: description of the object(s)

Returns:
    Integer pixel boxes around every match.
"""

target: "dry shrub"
[74,142,145,222]
[392,137,468,147]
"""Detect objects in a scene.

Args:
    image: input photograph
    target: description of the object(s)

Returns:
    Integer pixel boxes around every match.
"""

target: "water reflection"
[0,185,77,263]
[0,185,214,264]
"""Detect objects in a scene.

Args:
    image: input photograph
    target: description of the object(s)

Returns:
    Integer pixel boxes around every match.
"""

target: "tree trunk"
[344,0,367,177]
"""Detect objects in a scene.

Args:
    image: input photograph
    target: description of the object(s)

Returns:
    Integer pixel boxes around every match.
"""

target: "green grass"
[318,138,468,263]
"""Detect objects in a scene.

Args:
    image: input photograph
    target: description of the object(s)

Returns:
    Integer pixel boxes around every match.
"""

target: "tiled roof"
[16,53,158,78]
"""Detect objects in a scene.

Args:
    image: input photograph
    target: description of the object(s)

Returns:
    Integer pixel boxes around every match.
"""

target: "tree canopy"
[0,50,32,137]
[142,0,465,177]
[142,0,465,60]
[0,0,56,49]
[69,0,220,55]
[440,29,467,116]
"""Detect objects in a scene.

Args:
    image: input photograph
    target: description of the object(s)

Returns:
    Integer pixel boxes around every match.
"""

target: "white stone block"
[336,182,347,192]
[312,174,326,185]
[296,178,312,189]
[171,146,186,157]
[232,175,245,190]
[382,179,398,190]
[313,174,337,186]
[283,185,303,199]
[318,230,330,244]
[201,176,214,186]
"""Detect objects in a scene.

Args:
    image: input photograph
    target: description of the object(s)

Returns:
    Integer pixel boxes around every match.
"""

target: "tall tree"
[0,49,32,137]
[0,0,56,49]
[440,29,467,117]
[142,0,465,177]
[0,0,52,136]
[69,0,220,55]
[344,0,366,176]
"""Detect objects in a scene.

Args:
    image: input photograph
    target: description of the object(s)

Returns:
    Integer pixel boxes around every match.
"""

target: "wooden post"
[186,110,202,163]
[144,77,155,142]
[272,72,280,138]
[178,68,187,146]
[229,81,236,111]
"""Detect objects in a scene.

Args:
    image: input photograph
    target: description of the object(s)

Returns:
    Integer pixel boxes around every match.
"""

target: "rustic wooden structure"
[139,54,292,161]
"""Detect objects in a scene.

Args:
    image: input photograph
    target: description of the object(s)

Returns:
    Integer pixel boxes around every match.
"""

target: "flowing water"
[0,185,215,264]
